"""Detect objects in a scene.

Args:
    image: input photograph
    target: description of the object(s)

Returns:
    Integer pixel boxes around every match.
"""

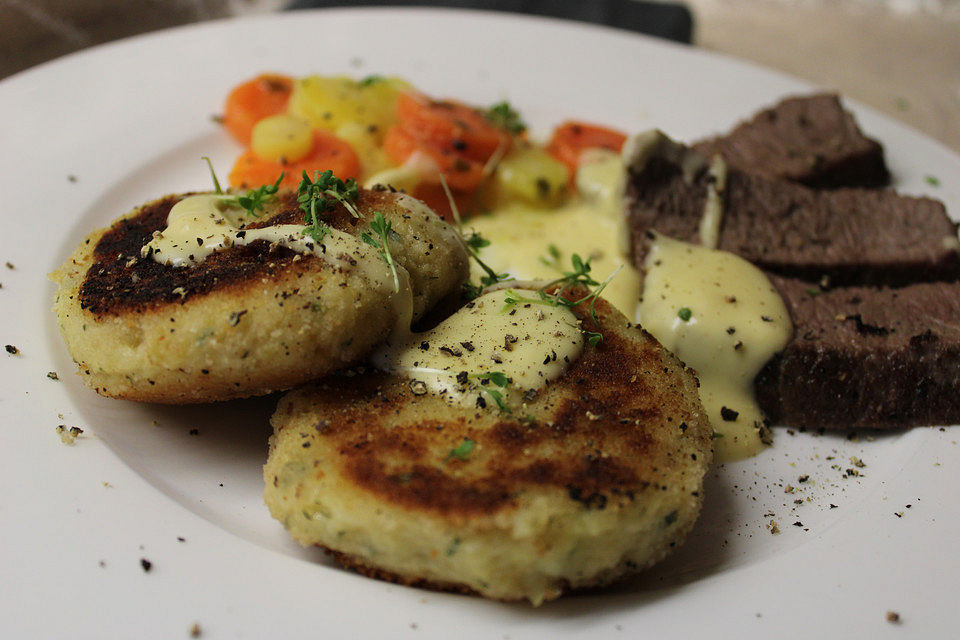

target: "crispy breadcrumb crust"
[264,292,712,604]
[51,189,468,403]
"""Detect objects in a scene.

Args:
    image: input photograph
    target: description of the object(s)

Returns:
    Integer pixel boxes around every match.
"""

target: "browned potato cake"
[264,292,712,604]
[51,189,468,403]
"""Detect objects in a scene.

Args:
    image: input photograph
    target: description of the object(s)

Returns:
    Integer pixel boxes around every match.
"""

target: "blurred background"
[1,0,957,151]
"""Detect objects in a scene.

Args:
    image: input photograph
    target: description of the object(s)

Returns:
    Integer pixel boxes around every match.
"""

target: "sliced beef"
[626,143,960,286]
[756,276,960,429]
[693,93,890,188]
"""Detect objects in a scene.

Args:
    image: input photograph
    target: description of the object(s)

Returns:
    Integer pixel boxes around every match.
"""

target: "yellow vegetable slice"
[495,145,571,206]
[287,75,408,138]
[250,114,313,163]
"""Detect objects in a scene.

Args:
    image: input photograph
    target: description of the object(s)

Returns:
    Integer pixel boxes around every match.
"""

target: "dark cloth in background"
[285,0,694,43]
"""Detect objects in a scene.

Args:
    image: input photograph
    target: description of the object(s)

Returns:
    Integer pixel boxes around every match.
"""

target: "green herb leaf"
[464,231,491,252]
[486,101,526,135]
[360,211,400,292]
[678,307,693,322]
[479,386,508,412]
[473,371,510,387]
[297,169,361,221]
[460,229,513,297]
[469,371,512,412]
[236,173,284,217]
[298,169,361,245]
[446,437,476,461]
[585,331,603,346]
[462,281,484,301]
[925,175,941,187]
[358,75,385,87]
[539,243,561,267]
[201,157,283,218]
[202,156,224,194]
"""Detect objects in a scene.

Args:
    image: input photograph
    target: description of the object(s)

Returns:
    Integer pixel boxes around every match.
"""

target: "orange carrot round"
[546,121,627,173]
[383,124,487,192]
[229,130,361,190]
[222,74,294,146]
[395,92,509,163]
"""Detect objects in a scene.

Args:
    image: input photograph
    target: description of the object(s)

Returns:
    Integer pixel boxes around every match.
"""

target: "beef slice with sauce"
[625,136,960,286]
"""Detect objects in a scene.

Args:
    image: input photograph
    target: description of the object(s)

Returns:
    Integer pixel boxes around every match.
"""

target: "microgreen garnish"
[446,437,476,461]
[464,231,490,252]
[462,281,485,300]
[201,157,283,217]
[585,331,603,346]
[361,211,400,292]
[486,101,526,135]
[236,173,284,217]
[539,244,561,267]
[460,229,513,300]
[436,174,512,300]
[474,371,510,387]
[470,372,512,413]
[499,255,621,344]
[925,175,941,187]
[297,169,361,243]
[678,307,693,322]
[203,157,225,194]
[297,169,361,220]
[500,288,547,312]
[358,75,384,87]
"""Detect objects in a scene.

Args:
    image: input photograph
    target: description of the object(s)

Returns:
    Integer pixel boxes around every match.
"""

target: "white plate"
[3,8,958,638]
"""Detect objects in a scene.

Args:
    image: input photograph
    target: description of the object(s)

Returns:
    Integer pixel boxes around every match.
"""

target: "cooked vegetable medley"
[222,73,627,219]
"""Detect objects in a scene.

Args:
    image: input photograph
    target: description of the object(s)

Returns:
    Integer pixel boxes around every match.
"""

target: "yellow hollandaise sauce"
[468,140,792,462]
[142,192,414,333]
[467,149,641,316]
[638,233,792,460]
[142,194,371,269]
[374,288,583,410]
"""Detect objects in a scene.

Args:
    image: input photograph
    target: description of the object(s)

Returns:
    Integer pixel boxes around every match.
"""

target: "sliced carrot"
[222,74,294,146]
[383,124,486,192]
[546,121,628,173]
[382,123,420,167]
[395,91,509,163]
[229,130,361,190]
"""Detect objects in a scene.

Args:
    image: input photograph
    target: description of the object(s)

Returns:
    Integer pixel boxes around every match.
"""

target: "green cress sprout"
[500,253,622,344]
[361,211,401,292]
[446,437,476,462]
[358,75,385,87]
[435,173,513,300]
[539,243,561,268]
[297,169,361,243]
[486,101,527,135]
[201,156,283,218]
[470,371,512,412]
[460,229,513,300]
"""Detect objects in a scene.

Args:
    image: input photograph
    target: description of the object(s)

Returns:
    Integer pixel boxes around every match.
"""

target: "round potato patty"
[51,188,469,403]
[263,291,712,604]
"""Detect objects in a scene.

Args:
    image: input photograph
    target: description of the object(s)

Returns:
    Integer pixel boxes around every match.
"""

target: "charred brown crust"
[278,291,707,519]
[79,190,400,316]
